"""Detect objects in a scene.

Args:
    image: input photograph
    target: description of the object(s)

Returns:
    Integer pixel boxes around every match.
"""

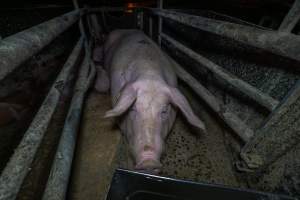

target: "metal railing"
[0,5,120,200]
[137,5,300,171]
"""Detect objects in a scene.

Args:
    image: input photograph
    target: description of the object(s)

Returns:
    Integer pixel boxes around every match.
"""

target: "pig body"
[98,30,206,173]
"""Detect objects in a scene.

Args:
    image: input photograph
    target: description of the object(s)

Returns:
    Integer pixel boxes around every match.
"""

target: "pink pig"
[94,30,206,173]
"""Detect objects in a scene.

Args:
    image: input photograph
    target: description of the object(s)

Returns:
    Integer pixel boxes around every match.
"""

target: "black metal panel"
[107,169,296,200]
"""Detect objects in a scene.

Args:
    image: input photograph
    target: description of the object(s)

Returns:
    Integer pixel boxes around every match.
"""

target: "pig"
[94,30,206,173]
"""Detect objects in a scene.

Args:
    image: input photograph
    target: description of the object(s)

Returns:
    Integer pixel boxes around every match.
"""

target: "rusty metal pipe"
[42,53,94,200]
[0,10,81,82]
[0,38,83,200]
[148,8,300,63]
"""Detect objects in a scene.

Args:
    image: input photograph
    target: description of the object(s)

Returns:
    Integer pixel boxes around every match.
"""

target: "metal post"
[161,33,279,112]
[149,8,300,63]
[279,0,300,32]
[88,14,103,42]
[157,0,163,46]
[137,10,144,30]
[241,80,300,169]
[0,38,83,200]
[167,54,254,142]
[149,16,153,38]
[42,54,94,200]
[73,0,96,80]
[0,10,81,82]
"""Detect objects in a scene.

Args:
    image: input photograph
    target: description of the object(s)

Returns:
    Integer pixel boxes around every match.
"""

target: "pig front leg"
[93,45,110,93]
[94,65,110,93]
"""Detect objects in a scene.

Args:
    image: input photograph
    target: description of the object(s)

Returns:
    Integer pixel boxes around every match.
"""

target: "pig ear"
[168,87,206,132]
[104,84,137,118]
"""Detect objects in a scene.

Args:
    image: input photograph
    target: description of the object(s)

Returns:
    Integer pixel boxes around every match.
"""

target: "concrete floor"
[69,88,244,200]
[68,92,121,200]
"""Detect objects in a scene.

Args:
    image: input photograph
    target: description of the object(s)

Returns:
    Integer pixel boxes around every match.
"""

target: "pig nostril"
[143,145,154,151]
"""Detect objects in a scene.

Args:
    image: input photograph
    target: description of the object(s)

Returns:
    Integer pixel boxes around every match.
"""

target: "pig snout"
[134,151,162,174]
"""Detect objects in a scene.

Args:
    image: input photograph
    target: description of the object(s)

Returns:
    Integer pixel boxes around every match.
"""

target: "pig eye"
[129,107,137,117]
[161,104,170,120]
[130,107,136,112]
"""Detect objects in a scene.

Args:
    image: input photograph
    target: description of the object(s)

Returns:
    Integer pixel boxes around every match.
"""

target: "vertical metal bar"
[0,38,83,200]
[72,0,96,76]
[138,10,144,30]
[241,80,300,169]
[279,0,300,32]
[149,16,153,38]
[157,0,163,46]
[89,14,103,41]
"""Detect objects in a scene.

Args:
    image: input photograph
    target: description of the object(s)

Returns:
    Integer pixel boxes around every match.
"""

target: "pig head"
[104,78,206,173]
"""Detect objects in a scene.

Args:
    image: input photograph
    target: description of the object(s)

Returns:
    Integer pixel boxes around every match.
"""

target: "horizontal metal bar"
[87,7,125,13]
[241,80,300,169]
[167,54,254,142]
[0,38,83,200]
[278,0,300,32]
[0,5,73,10]
[161,33,279,112]
[148,8,300,63]
[42,53,95,200]
[0,10,81,82]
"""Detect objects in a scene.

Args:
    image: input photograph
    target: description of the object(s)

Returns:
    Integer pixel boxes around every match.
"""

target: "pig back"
[104,30,177,100]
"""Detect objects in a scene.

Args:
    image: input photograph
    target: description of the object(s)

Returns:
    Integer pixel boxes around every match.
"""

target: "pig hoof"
[134,159,162,174]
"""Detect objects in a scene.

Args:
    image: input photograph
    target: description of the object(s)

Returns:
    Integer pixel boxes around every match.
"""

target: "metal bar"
[87,13,103,42]
[137,10,144,30]
[168,54,254,142]
[42,54,94,200]
[149,8,300,63]
[167,9,266,29]
[241,80,300,169]
[0,5,73,10]
[87,7,125,13]
[279,0,300,32]
[0,38,84,200]
[73,0,96,82]
[0,10,81,82]
[149,16,153,38]
[157,0,163,46]
[161,33,279,112]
